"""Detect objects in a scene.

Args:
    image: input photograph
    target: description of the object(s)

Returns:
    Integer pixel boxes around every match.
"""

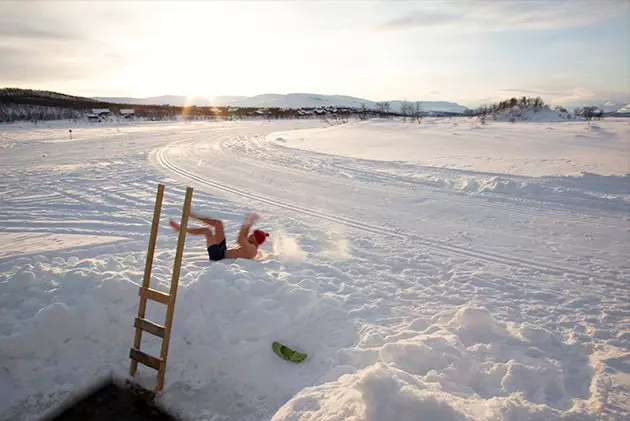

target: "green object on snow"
[272,341,307,363]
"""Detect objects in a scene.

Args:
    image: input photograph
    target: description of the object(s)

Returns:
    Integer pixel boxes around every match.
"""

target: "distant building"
[119,109,135,119]
[91,108,111,117]
[86,113,99,122]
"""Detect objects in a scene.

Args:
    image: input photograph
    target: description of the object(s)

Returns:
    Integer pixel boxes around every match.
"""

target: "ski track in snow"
[0,118,628,421]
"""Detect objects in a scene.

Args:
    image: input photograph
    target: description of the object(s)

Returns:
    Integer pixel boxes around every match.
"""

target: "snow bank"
[274,306,603,421]
[490,106,582,123]
[265,118,630,177]
[0,247,358,420]
[273,363,474,421]
[2,251,611,421]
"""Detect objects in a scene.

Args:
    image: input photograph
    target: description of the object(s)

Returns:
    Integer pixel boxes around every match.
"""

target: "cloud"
[0,19,79,40]
[0,45,83,82]
[381,10,462,30]
[499,88,572,97]
[380,1,625,33]
[0,39,138,84]
[0,2,153,86]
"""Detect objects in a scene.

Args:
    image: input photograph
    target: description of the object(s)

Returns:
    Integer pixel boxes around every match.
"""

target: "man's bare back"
[225,241,257,260]
[169,212,268,262]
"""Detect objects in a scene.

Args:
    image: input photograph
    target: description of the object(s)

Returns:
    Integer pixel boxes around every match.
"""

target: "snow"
[0,233,125,258]
[266,118,630,177]
[0,117,628,421]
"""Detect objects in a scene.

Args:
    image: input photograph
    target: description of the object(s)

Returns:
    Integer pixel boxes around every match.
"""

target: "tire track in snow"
[211,135,417,198]
[0,160,159,243]
[155,141,602,280]
[219,134,628,230]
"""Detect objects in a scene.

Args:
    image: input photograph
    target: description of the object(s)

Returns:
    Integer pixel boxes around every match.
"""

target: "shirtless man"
[169,212,268,261]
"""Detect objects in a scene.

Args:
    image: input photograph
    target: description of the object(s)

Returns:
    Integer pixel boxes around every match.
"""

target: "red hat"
[253,229,269,245]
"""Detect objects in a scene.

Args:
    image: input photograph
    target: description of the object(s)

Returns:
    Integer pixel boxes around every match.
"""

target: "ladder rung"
[134,317,166,338]
[129,348,162,371]
[139,287,170,304]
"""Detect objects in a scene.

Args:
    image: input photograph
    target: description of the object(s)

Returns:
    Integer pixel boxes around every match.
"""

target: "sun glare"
[124,1,295,98]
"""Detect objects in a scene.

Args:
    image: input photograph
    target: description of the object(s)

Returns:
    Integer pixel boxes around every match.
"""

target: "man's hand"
[244,212,260,227]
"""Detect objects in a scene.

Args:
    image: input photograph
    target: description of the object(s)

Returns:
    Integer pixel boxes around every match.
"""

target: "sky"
[1,0,628,107]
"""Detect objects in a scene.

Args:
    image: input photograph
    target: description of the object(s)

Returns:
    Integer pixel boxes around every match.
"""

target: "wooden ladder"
[129,183,193,392]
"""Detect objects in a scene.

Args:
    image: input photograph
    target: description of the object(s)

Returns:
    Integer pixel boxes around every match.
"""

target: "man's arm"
[237,213,259,246]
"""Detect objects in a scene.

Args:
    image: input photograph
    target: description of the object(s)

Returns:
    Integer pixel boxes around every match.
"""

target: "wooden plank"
[141,183,164,291]
[129,348,162,371]
[131,183,164,377]
[139,287,170,305]
[157,186,193,391]
[134,317,165,338]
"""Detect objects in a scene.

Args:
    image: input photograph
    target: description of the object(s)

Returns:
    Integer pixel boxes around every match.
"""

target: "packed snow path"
[0,119,628,421]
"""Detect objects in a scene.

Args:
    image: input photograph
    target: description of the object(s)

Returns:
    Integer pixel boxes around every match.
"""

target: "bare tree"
[414,101,423,124]
[376,101,391,116]
[360,103,368,120]
[400,101,413,121]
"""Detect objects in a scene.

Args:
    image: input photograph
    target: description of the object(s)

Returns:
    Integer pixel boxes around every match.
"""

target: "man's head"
[249,229,269,246]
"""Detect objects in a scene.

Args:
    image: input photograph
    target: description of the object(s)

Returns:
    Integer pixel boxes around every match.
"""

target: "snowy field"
[0,117,629,421]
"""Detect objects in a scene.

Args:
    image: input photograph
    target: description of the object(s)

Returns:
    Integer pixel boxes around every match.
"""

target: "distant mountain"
[564,99,630,113]
[209,96,248,106]
[93,93,470,114]
[612,103,630,116]
[222,93,372,109]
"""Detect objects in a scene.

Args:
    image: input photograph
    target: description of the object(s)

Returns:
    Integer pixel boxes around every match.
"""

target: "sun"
[122,1,285,100]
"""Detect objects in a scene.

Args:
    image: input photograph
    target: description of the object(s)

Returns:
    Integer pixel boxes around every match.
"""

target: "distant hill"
[2,88,100,104]
[93,93,470,114]
[221,93,372,109]
[491,105,585,122]
[1,87,401,122]
[386,100,468,114]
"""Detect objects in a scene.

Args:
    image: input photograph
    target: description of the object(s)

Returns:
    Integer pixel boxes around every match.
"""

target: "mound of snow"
[273,304,600,421]
[491,106,582,122]
[272,363,474,421]
[267,118,630,177]
[0,248,358,420]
